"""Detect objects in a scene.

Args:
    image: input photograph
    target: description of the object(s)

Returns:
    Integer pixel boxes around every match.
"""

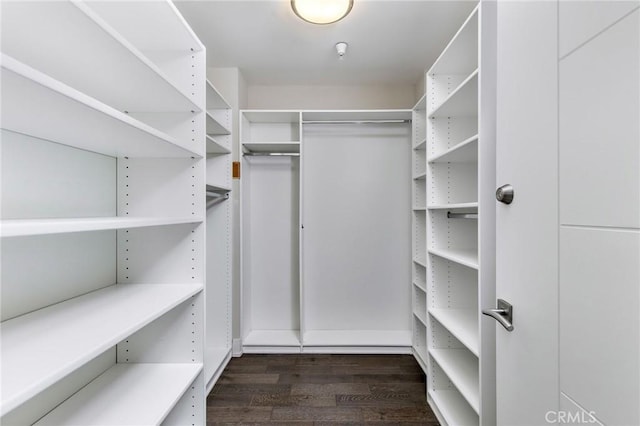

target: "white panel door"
[494,1,559,424]
[495,1,640,424]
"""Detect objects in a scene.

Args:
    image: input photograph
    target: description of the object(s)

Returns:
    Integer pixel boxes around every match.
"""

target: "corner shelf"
[428,308,479,356]
[1,283,203,414]
[206,80,231,110]
[34,363,202,425]
[0,216,203,238]
[1,54,200,158]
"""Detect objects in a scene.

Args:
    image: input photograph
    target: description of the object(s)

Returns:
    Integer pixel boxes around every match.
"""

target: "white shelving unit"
[1,1,207,424]
[411,95,429,371]
[204,80,233,392]
[424,3,496,425]
[240,110,302,352]
[240,109,411,353]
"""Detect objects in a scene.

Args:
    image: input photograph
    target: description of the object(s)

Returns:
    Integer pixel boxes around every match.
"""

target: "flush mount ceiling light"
[291,0,354,25]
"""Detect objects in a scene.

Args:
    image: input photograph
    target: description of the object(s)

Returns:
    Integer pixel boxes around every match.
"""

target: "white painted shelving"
[424,3,496,425]
[0,1,208,423]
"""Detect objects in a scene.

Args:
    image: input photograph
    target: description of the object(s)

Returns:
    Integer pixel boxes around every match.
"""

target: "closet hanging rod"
[447,212,478,219]
[243,152,300,157]
[207,193,229,209]
[302,119,411,125]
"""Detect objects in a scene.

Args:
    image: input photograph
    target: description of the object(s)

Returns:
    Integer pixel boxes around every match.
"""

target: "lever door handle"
[482,299,514,331]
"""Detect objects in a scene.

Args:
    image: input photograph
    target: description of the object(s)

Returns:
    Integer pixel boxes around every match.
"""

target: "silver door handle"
[496,184,514,204]
[482,299,514,331]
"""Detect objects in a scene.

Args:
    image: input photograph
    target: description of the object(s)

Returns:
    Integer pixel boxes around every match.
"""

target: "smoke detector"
[336,42,348,59]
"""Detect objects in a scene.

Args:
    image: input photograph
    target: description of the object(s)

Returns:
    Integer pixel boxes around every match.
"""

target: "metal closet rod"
[447,211,478,219]
[302,119,411,124]
[206,193,229,209]
[243,152,300,157]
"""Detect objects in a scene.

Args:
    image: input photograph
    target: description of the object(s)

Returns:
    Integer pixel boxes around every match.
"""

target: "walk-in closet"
[1,0,638,425]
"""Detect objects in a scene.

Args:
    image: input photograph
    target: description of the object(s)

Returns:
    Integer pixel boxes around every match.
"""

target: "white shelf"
[430,348,479,413]
[428,70,479,118]
[413,207,427,212]
[0,283,203,414]
[429,389,479,426]
[303,330,412,347]
[35,363,202,425]
[206,135,231,154]
[243,142,301,154]
[243,110,300,123]
[205,346,232,386]
[413,280,427,293]
[206,111,231,136]
[413,311,428,328]
[79,1,204,52]
[243,330,301,347]
[428,247,478,270]
[206,80,231,109]
[427,6,479,76]
[413,172,427,180]
[414,138,427,150]
[0,216,203,238]
[428,202,479,210]
[1,54,199,158]
[428,135,479,163]
[1,1,200,114]
[413,94,427,111]
[413,255,427,268]
[428,309,479,356]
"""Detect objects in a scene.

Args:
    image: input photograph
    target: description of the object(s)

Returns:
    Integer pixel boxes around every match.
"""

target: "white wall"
[247,84,416,110]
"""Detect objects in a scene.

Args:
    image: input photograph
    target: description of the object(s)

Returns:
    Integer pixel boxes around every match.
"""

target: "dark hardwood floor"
[207,354,440,425]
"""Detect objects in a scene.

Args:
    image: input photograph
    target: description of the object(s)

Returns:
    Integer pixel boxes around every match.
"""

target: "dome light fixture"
[291,0,354,25]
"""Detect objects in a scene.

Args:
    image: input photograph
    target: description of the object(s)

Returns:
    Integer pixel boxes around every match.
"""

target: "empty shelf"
[428,135,479,163]
[206,111,231,135]
[206,80,231,109]
[429,389,479,426]
[428,247,478,270]
[429,70,479,118]
[413,256,427,268]
[303,330,412,347]
[430,348,479,413]
[428,309,479,356]
[35,363,202,425]
[206,184,232,194]
[205,346,232,384]
[0,216,203,238]
[413,311,428,328]
[413,172,427,180]
[1,283,203,414]
[1,1,200,114]
[414,137,427,150]
[243,330,301,347]
[206,135,231,154]
[1,54,199,158]
[428,202,478,211]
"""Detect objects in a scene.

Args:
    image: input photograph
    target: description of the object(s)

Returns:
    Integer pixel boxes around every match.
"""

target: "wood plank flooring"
[207,354,440,425]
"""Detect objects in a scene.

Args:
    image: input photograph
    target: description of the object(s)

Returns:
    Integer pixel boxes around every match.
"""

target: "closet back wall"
[302,121,412,348]
[247,85,417,110]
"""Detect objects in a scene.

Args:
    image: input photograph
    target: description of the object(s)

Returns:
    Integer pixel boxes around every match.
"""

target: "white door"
[494,2,559,424]
[494,1,640,424]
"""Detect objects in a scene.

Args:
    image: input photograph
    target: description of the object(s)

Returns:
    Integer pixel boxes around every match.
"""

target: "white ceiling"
[175,0,477,86]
